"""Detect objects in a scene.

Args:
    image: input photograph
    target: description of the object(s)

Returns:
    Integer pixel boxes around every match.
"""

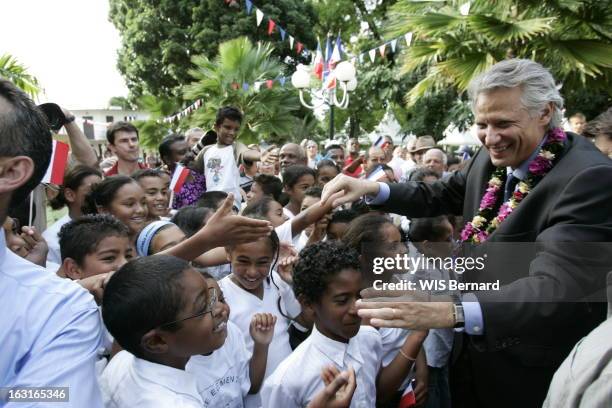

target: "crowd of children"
[4,104,470,408]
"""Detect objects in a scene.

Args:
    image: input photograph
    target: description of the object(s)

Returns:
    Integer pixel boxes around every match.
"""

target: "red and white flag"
[42,140,70,185]
[313,41,324,80]
[170,164,190,193]
[398,382,417,408]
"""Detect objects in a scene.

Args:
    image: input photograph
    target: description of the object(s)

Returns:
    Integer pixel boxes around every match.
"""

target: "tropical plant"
[184,37,303,145]
[386,0,612,107]
[0,54,41,98]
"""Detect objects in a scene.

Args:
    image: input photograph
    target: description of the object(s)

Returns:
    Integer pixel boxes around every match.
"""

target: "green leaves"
[467,15,554,43]
[0,54,41,98]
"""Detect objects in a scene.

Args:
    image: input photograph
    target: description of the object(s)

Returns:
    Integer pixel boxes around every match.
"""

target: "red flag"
[42,140,70,185]
[398,383,416,408]
[266,80,274,89]
[296,42,304,54]
[268,19,276,35]
[170,164,190,194]
[313,41,324,80]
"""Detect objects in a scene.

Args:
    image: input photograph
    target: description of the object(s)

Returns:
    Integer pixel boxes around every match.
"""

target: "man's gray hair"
[424,148,447,165]
[468,59,564,130]
[185,127,204,137]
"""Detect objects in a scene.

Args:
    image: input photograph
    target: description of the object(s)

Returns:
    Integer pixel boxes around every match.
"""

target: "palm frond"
[468,15,555,44]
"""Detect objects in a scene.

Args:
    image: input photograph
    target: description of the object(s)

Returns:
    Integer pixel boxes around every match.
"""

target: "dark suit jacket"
[377,133,612,407]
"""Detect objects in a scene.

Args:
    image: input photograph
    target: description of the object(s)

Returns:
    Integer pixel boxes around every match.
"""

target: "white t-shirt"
[204,144,241,203]
[283,207,296,220]
[218,275,292,379]
[275,220,293,244]
[42,213,71,265]
[100,350,204,408]
[186,321,251,408]
[261,325,383,408]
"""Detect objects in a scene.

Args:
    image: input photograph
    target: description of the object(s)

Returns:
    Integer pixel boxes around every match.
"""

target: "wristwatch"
[453,302,465,328]
[64,114,75,124]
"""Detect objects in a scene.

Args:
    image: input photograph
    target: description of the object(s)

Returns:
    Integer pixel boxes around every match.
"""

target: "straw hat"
[409,135,436,153]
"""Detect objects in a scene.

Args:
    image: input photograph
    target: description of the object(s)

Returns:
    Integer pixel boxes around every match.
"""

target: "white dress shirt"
[186,321,251,407]
[0,233,103,407]
[42,213,71,265]
[100,351,204,408]
[261,325,383,408]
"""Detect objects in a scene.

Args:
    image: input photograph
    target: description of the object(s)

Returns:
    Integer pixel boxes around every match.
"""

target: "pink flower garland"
[460,128,567,244]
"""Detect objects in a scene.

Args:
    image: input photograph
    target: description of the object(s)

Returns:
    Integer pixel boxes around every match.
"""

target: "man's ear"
[0,156,34,196]
[298,294,315,316]
[63,258,84,280]
[539,102,554,126]
[141,329,169,355]
[107,143,117,155]
[63,187,77,204]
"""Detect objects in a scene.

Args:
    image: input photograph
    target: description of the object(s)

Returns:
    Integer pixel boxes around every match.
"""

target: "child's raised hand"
[249,313,277,346]
[277,243,298,285]
[307,365,356,408]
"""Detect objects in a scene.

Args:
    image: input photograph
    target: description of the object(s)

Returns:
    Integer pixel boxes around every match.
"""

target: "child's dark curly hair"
[293,241,360,303]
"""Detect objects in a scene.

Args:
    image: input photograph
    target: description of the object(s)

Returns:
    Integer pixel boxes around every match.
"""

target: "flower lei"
[460,128,567,243]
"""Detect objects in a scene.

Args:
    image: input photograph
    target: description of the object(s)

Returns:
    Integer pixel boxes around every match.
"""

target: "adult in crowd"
[422,148,448,178]
[322,59,612,408]
[583,107,612,159]
[0,78,104,406]
[409,135,436,165]
[343,138,364,178]
[104,121,145,176]
[364,146,386,176]
[324,144,346,170]
[185,127,205,149]
[302,139,322,169]
[280,142,307,172]
[568,112,587,135]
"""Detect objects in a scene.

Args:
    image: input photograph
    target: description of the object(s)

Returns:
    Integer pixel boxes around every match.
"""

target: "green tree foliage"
[387,0,612,108]
[109,0,318,99]
[184,37,305,145]
[0,54,41,98]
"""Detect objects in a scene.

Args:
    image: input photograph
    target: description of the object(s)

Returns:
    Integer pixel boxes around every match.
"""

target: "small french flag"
[367,165,386,182]
[398,382,417,408]
[170,163,190,194]
[42,140,70,185]
[373,136,389,150]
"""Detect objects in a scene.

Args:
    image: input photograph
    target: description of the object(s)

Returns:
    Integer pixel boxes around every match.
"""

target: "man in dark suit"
[321,59,612,407]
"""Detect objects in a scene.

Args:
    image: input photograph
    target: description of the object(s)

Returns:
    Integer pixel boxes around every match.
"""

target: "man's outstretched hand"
[321,174,380,208]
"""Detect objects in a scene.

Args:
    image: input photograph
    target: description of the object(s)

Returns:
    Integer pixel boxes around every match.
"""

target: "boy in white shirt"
[193,107,261,208]
[262,241,425,407]
[100,255,275,408]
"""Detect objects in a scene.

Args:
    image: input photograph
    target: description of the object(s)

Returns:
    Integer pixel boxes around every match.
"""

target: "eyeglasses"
[158,287,217,329]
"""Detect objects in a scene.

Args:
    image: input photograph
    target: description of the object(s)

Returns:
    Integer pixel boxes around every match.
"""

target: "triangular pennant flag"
[369,49,376,62]
[329,34,343,67]
[245,0,253,14]
[266,80,274,89]
[279,27,286,41]
[289,35,294,50]
[256,9,264,26]
[359,53,364,64]
[254,81,263,91]
[405,32,413,46]
[313,40,324,79]
[379,43,387,58]
[297,42,303,54]
[391,39,398,52]
[279,77,286,86]
[242,82,249,91]
[268,19,276,35]
[460,2,471,16]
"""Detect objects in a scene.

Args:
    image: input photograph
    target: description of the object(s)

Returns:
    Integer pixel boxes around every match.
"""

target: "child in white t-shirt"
[261,241,426,408]
[100,255,275,408]
[281,165,316,220]
[194,107,261,208]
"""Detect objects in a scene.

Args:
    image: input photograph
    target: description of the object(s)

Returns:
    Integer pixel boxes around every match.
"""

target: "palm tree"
[183,37,302,144]
[386,0,612,106]
[0,53,41,98]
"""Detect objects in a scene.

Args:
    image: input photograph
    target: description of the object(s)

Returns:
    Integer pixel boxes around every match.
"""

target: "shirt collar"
[133,355,202,401]
[310,324,364,367]
[506,135,547,180]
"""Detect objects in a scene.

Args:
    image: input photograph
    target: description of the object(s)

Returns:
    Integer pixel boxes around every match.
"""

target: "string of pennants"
[78,1,471,128]
[230,0,312,57]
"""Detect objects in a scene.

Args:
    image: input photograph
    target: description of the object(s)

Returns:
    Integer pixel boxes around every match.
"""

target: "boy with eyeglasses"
[100,255,276,407]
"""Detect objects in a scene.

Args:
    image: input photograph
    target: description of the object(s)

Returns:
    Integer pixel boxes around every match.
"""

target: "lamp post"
[291,62,357,140]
